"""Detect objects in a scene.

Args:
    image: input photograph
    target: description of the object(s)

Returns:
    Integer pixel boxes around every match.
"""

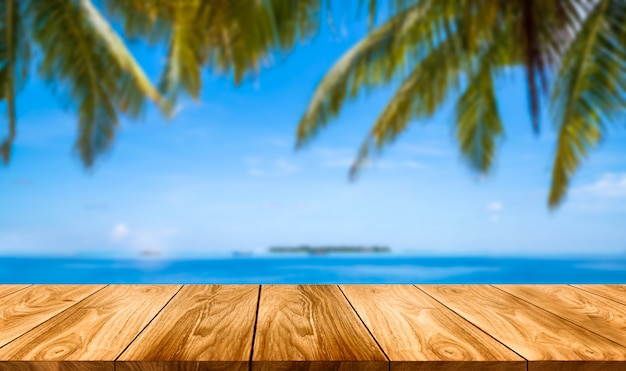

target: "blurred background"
[1,1,625,283]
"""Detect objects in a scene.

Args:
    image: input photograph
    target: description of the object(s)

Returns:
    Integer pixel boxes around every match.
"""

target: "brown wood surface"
[252,285,388,371]
[495,285,626,347]
[0,285,105,348]
[0,285,180,371]
[117,285,259,371]
[0,285,29,299]
[1,284,626,370]
[0,361,111,371]
[418,285,626,371]
[340,285,525,371]
[573,285,626,305]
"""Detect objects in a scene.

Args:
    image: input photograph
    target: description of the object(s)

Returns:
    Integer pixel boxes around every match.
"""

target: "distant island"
[269,245,391,255]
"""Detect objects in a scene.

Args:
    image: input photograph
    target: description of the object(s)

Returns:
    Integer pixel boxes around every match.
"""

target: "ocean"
[0,255,624,283]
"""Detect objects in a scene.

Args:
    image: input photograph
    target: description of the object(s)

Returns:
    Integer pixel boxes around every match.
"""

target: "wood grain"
[573,285,626,305]
[0,361,110,371]
[116,362,243,371]
[418,285,626,371]
[0,285,29,299]
[495,285,626,347]
[1,285,625,371]
[117,285,259,371]
[340,285,525,371]
[0,285,105,348]
[252,285,388,371]
[0,285,180,371]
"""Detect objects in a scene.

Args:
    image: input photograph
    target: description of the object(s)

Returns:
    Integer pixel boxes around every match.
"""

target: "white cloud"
[111,223,130,242]
[486,201,504,212]
[577,173,626,198]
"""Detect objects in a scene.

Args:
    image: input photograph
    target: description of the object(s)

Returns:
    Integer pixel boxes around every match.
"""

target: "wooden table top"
[0,284,624,371]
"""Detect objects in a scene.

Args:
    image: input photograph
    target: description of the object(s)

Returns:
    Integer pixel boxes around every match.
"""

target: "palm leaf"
[549,0,626,208]
[159,0,206,104]
[348,36,464,179]
[30,0,164,167]
[80,0,169,115]
[102,0,170,43]
[296,0,514,149]
[105,0,322,106]
[296,1,441,148]
[0,0,29,164]
[265,0,321,53]
[455,65,503,173]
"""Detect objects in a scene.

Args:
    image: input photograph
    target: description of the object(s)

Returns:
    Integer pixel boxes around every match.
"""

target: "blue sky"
[1,13,626,258]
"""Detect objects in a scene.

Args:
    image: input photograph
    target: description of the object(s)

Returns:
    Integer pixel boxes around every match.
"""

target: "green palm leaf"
[296,1,439,148]
[299,0,607,209]
[80,0,169,115]
[30,0,164,167]
[159,0,205,104]
[455,65,503,173]
[0,0,29,164]
[549,0,626,208]
[349,36,464,178]
[105,0,322,106]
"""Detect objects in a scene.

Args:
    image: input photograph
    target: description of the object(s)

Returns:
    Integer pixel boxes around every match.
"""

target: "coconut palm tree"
[297,0,626,208]
[0,0,321,167]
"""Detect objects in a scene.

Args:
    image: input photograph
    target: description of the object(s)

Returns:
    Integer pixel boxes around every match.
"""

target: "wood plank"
[418,285,626,371]
[117,285,259,371]
[573,285,626,305]
[340,285,525,371]
[252,285,388,371]
[0,285,30,299]
[0,285,105,348]
[0,285,180,371]
[495,285,626,347]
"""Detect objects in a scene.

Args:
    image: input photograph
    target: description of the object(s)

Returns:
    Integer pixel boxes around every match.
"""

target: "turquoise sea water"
[0,256,624,283]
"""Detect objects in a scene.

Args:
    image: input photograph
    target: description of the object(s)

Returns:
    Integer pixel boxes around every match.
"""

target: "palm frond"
[140,0,323,105]
[30,0,162,167]
[101,0,170,43]
[203,1,278,85]
[348,36,464,179]
[455,65,503,173]
[549,0,626,208]
[0,0,29,164]
[80,0,169,116]
[159,0,206,104]
[267,0,321,52]
[512,0,584,133]
[296,1,442,148]
[201,1,321,84]
[358,0,421,28]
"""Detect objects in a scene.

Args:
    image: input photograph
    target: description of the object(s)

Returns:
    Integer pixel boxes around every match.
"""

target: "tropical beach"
[1,1,626,370]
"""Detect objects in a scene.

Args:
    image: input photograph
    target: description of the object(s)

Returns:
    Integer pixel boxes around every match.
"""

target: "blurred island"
[269,245,390,255]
